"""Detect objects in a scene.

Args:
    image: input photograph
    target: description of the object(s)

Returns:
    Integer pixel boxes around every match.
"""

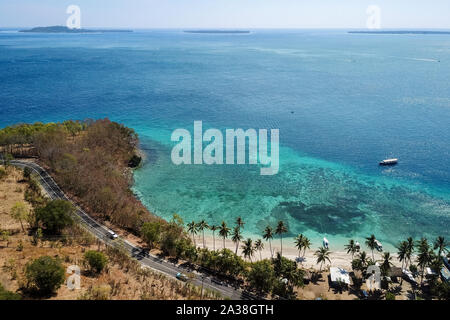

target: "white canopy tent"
[330,267,350,285]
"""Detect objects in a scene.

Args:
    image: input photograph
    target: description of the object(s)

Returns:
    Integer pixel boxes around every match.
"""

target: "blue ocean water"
[1,29,449,250]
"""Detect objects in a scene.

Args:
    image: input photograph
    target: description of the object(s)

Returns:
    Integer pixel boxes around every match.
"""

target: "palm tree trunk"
[259,250,262,261]
[202,230,205,248]
[400,260,404,285]
[212,232,215,251]
[269,240,273,258]
[280,236,283,257]
[223,237,225,249]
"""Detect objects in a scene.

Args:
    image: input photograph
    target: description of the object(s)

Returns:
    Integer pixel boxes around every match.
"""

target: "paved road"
[10,159,256,300]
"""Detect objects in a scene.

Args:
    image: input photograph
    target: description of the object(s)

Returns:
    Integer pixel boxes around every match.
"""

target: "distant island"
[349,30,450,35]
[20,26,133,33]
[184,30,250,34]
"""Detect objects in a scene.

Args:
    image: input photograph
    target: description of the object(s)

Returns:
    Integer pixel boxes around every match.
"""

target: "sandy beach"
[190,232,403,271]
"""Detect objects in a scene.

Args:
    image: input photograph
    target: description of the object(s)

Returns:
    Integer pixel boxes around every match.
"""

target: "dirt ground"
[0,166,209,300]
[0,167,32,230]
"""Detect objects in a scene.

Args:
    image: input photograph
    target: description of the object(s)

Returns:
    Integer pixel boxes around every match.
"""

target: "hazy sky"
[1,0,449,29]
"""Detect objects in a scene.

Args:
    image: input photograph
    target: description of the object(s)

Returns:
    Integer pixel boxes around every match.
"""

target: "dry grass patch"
[0,167,219,300]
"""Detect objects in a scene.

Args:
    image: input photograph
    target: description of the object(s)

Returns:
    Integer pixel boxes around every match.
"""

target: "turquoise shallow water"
[133,133,449,251]
[0,29,449,250]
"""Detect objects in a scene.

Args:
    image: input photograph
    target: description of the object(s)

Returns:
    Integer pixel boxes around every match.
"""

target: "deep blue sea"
[1,29,449,250]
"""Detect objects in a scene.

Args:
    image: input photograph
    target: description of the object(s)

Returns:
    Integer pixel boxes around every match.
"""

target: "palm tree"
[356,251,369,270]
[231,226,243,255]
[263,226,274,258]
[187,221,198,246]
[241,238,255,262]
[434,236,448,258]
[406,237,415,269]
[417,237,432,285]
[352,251,370,272]
[294,234,304,260]
[396,241,408,284]
[380,252,393,277]
[314,246,331,272]
[210,225,218,251]
[219,221,230,249]
[275,221,288,256]
[365,234,377,261]
[197,220,209,249]
[345,239,358,261]
[302,237,311,258]
[254,239,264,261]
[235,217,245,230]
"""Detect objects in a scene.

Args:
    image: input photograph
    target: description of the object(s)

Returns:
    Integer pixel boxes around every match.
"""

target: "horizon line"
[3,26,450,30]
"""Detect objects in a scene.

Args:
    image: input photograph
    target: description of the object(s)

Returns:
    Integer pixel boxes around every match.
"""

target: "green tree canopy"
[25,256,65,294]
[84,250,108,274]
[141,221,161,249]
[10,202,30,232]
[0,284,21,300]
[35,200,74,234]
[247,260,276,294]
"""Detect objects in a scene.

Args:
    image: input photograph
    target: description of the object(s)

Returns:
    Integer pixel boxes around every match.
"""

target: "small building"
[388,267,403,282]
[330,267,350,286]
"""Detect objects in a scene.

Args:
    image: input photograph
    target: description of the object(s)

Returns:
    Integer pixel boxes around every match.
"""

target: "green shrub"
[160,228,179,256]
[0,167,7,180]
[79,284,111,300]
[84,250,108,274]
[23,167,32,180]
[35,200,74,234]
[141,221,161,249]
[247,260,276,294]
[0,284,21,300]
[25,256,65,294]
[432,281,450,300]
[175,238,195,260]
[213,249,246,277]
[385,292,396,300]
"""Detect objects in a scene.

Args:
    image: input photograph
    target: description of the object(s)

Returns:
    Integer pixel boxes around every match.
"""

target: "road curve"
[10,159,257,300]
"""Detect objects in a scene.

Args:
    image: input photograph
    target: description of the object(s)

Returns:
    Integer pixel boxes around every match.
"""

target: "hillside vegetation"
[0,166,215,300]
[0,119,154,232]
